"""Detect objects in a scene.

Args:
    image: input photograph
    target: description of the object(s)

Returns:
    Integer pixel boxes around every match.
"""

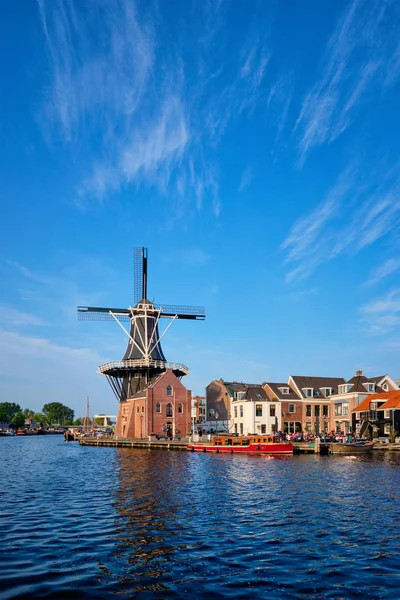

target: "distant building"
[115,370,192,439]
[331,372,399,434]
[352,390,400,437]
[288,375,345,434]
[263,382,302,434]
[192,396,206,424]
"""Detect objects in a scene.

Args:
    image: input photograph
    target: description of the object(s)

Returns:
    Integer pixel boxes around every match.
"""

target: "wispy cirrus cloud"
[238,167,253,192]
[361,290,400,335]
[282,164,400,284]
[37,1,272,219]
[295,0,400,165]
[364,258,400,286]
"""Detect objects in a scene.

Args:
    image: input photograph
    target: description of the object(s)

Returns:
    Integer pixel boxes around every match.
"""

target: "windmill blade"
[154,303,205,320]
[77,306,131,322]
[133,247,147,304]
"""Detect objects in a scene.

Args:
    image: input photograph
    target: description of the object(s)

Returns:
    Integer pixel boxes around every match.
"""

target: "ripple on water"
[1,438,400,599]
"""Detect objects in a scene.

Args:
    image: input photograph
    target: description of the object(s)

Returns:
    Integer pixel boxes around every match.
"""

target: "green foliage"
[42,402,74,426]
[23,408,35,419]
[32,413,48,425]
[73,418,82,426]
[12,412,25,427]
[0,402,22,422]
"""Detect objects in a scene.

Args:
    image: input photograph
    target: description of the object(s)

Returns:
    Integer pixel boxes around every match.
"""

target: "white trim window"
[278,387,290,394]
[303,388,313,398]
[288,404,296,413]
[384,409,391,419]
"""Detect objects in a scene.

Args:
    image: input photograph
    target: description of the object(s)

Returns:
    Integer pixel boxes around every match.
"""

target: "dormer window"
[338,384,352,394]
[322,388,332,397]
[303,388,313,398]
[278,387,289,394]
[236,391,246,400]
[364,383,375,393]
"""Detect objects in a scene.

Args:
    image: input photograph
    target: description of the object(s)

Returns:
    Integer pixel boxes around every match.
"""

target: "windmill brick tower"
[78,248,205,439]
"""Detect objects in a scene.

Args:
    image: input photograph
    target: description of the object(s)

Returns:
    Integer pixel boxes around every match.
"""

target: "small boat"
[16,429,26,435]
[330,441,374,454]
[187,435,293,454]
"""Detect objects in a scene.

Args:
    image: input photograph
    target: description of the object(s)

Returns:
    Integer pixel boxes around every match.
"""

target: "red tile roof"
[353,390,400,412]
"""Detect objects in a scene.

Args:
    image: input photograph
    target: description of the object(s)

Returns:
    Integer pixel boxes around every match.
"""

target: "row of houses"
[197,371,400,437]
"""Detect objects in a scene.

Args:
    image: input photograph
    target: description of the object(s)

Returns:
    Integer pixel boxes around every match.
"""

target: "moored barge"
[187,435,293,454]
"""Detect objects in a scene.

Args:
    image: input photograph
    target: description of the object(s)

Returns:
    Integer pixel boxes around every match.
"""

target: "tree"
[23,408,35,419]
[32,413,48,425]
[42,403,74,426]
[12,412,25,427]
[73,418,82,426]
[0,402,22,422]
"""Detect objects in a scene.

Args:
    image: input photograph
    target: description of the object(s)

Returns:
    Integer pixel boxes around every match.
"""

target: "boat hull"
[187,443,293,454]
[330,442,374,454]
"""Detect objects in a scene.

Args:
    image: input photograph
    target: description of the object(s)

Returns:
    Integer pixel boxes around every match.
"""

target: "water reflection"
[1,438,400,599]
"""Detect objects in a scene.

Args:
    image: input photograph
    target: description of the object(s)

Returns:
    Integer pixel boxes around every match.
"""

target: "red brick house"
[115,369,192,439]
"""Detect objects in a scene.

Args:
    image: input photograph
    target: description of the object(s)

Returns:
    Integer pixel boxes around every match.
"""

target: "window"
[166,385,172,396]
[289,404,295,413]
[304,389,312,397]
[209,408,215,418]
[306,405,312,417]
[236,391,245,400]
[234,424,237,434]
[261,424,266,434]
[335,404,342,416]
[306,422,311,433]
[323,388,331,397]
[136,407,140,414]
[314,405,320,417]
[256,404,263,417]
[178,404,183,414]
[370,402,377,410]
[384,423,391,434]
[323,405,329,418]
[384,409,391,419]
[240,406,243,418]
[240,423,243,435]
[356,412,360,420]
[270,405,276,417]
[343,405,348,416]
[279,387,289,394]
[234,406,237,418]
[383,383,389,391]
[166,403,173,417]
[141,406,144,413]
[365,383,375,392]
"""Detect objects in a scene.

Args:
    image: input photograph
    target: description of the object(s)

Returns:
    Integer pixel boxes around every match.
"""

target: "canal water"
[1,436,400,599]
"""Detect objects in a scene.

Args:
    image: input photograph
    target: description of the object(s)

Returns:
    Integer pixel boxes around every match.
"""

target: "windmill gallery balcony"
[98,359,189,377]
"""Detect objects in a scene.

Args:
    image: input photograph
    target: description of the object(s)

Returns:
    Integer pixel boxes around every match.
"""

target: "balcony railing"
[98,359,189,375]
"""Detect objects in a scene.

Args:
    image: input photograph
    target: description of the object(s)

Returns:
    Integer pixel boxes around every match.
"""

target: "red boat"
[187,434,293,454]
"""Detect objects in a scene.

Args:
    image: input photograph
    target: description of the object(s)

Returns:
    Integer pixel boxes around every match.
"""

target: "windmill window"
[166,385,173,396]
[166,403,173,417]
[136,407,140,414]
[156,403,161,413]
[178,404,183,414]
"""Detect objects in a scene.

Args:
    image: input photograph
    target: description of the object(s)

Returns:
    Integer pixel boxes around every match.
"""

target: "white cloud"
[238,167,253,192]
[361,290,400,335]
[295,0,400,165]
[364,258,400,286]
[282,164,400,284]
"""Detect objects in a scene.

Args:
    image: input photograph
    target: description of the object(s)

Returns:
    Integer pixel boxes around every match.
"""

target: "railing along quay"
[79,437,189,450]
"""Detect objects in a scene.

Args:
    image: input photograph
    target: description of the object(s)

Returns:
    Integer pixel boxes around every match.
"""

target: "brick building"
[115,369,192,438]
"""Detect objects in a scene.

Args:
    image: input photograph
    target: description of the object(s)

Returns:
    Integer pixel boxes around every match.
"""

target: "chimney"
[355,369,363,376]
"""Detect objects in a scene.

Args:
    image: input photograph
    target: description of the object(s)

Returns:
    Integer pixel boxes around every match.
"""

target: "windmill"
[78,248,205,403]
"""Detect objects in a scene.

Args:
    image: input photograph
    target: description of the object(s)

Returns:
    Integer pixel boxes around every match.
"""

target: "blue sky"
[1,0,400,417]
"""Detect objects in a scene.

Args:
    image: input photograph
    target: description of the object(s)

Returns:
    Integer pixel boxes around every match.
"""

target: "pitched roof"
[290,376,345,397]
[264,382,300,400]
[224,381,269,402]
[353,391,400,412]
[345,374,385,394]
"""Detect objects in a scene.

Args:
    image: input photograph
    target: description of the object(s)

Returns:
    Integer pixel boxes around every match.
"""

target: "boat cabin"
[213,435,276,446]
